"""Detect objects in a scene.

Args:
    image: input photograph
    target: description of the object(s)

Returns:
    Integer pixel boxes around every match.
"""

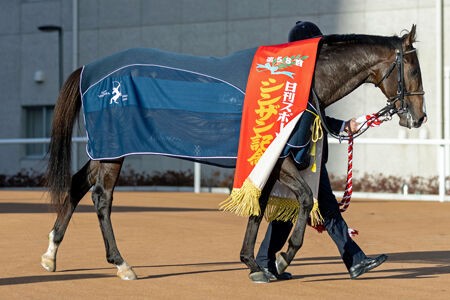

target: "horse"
[41,25,426,282]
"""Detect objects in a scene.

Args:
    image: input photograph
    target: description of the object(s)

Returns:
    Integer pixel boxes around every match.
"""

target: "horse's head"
[374,25,426,128]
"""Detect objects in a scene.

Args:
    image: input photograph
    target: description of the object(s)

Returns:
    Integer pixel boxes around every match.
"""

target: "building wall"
[0,0,448,184]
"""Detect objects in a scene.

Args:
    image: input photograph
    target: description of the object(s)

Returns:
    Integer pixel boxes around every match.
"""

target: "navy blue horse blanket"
[80,47,314,168]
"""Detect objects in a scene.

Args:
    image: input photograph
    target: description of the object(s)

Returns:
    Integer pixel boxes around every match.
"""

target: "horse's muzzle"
[399,112,426,129]
[413,113,427,128]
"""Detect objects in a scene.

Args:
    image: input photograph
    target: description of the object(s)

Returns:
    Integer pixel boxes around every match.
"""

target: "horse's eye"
[409,68,419,77]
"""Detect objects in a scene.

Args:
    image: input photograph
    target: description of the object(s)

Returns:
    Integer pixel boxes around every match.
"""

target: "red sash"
[221,37,321,217]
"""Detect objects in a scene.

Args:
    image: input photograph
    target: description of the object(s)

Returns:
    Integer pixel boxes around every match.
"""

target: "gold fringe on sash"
[265,197,324,226]
[221,182,324,226]
[221,111,325,225]
[219,178,262,216]
[265,197,299,222]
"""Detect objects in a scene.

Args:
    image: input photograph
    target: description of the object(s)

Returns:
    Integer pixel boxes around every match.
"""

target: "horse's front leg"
[41,160,97,272]
[240,165,280,283]
[240,214,267,283]
[275,157,313,274]
[91,159,136,280]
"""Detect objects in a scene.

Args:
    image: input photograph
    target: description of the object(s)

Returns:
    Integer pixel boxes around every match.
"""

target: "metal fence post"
[194,162,201,193]
[438,144,446,202]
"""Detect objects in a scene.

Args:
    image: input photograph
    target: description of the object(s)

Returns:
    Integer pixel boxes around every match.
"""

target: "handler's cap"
[288,21,323,42]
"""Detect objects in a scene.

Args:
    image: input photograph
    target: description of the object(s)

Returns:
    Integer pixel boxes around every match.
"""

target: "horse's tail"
[46,68,82,217]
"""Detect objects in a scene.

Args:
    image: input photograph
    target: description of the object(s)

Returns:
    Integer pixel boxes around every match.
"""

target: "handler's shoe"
[262,267,292,281]
[349,254,388,279]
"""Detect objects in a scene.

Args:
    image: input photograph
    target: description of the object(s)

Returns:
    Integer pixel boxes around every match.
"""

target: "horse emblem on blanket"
[96,80,128,104]
[110,81,128,104]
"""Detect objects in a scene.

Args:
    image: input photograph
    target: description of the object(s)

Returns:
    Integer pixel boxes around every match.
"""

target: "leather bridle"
[313,46,425,140]
[375,47,425,118]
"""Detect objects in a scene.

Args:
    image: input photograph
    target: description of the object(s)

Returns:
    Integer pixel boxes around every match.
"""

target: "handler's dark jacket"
[322,116,344,164]
[282,109,344,170]
[285,20,344,168]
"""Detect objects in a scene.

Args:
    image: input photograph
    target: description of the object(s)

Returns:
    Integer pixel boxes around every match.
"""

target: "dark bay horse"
[41,25,426,282]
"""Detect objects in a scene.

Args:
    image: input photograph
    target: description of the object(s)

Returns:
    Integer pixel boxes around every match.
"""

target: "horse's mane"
[313,30,416,106]
[320,32,412,50]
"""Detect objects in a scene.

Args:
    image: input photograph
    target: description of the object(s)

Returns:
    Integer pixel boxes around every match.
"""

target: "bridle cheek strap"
[376,48,425,116]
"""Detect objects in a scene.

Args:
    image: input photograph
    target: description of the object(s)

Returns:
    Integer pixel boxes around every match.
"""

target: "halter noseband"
[375,47,425,118]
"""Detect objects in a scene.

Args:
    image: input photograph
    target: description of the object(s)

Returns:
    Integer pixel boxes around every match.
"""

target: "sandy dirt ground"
[0,190,449,299]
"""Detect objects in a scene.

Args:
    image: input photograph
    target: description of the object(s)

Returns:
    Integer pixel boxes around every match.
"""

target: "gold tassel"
[309,198,324,227]
[307,111,323,173]
[310,141,317,173]
[219,179,261,216]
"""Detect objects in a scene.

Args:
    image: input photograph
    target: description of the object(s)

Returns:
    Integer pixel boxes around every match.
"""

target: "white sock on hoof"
[116,262,137,280]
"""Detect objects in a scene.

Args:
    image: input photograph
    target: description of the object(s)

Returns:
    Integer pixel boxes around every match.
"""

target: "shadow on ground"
[2,251,448,286]
[292,250,450,281]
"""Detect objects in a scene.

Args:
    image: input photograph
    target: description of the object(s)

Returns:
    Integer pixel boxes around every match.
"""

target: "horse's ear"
[404,24,417,48]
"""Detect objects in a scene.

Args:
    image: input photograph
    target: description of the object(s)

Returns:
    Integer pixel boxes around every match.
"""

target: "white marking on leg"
[116,261,137,280]
[41,230,58,272]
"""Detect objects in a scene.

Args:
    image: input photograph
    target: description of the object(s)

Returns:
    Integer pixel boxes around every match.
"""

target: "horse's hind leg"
[91,159,136,280]
[41,160,97,272]
[275,158,313,274]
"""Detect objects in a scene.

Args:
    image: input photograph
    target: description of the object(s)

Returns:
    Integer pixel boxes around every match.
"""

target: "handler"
[255,21,387,280]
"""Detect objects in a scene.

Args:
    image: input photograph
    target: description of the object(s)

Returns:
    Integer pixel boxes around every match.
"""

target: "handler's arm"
[325,117,359,134]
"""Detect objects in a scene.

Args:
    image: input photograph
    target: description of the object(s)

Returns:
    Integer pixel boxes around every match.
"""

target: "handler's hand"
[344,118,360,134]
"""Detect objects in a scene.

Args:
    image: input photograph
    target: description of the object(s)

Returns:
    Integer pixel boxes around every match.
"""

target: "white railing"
[329,138,450,202]
[0,137,449,201]
[0,137,87,177]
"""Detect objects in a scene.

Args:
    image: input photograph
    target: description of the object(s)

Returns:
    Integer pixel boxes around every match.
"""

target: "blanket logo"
[256,54,309,79]
[98,80,128,104]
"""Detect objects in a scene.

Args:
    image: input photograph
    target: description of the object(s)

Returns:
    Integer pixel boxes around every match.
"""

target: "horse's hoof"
[248,271,270,283]
[276,252,289,274]
[41,255,56,272]
[116,262,137,280]
[117,269,137,280]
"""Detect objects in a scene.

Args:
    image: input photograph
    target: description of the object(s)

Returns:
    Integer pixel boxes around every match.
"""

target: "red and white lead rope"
[337,113,388,237]
[339,134,353,213]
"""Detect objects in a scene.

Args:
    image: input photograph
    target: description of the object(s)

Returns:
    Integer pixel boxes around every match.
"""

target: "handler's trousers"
[255,165,367,271]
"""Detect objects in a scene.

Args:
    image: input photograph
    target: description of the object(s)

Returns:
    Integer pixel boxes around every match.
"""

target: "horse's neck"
[314,43,392,108]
